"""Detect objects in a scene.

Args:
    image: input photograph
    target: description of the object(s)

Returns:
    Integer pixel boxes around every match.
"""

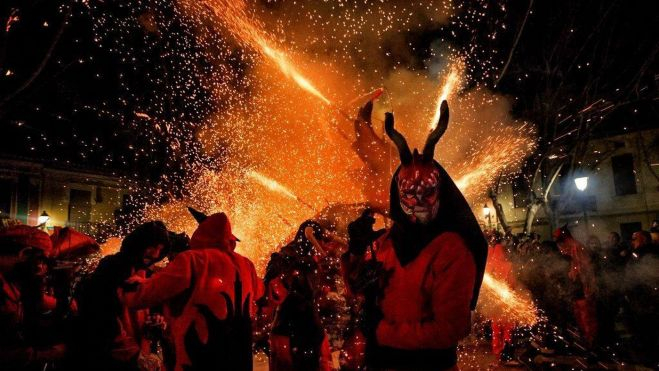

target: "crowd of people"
[2,211,658,371]
[484,223,659,366]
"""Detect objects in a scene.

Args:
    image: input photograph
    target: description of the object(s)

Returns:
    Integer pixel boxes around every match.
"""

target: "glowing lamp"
[574,176,588,191]
[483,204,491,217]
[38,211,50,225]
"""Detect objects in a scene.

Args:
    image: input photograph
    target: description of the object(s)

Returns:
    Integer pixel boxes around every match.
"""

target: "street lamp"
[38,211,50,226]
[574,176,589,234]
[574,176,588,191]
[483,204,492,229]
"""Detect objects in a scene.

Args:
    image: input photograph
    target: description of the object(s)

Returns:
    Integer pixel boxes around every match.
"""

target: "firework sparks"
[429,63,462,129]
[481,272,538,325]
[247,170,299,201]
[259,44,332,105]
[201,0,331,105]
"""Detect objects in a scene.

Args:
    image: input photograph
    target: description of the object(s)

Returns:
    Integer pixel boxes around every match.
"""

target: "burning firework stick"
[247,171,315,212]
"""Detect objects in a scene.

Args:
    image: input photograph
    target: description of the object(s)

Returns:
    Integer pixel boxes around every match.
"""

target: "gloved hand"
[348,209,385,256]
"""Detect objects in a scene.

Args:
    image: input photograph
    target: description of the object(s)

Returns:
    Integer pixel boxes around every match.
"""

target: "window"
[512,176,530,208]
[68,189,92,223]
[611,154,637,195]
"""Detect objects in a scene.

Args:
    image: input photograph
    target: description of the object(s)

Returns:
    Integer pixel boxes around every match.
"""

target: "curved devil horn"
[384,112,412,165]
[187,207,207,223]
[358,100,373,126]
[423,100,449,161]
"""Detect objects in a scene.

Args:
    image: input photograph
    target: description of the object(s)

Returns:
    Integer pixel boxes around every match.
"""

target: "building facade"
[486,128,659,243]
[0,157,129,237]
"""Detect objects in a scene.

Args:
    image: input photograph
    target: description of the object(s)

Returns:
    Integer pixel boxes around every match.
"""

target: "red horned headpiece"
[383,101,449,224]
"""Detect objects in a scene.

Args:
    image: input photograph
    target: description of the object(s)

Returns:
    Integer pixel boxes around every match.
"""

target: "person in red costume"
[342,100,488,371]
[485,232,516,361]
[553,225,598,346]
[122,208,264,371]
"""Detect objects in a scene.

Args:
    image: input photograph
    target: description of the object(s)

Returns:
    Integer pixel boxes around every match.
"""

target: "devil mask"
[386,101,449,225]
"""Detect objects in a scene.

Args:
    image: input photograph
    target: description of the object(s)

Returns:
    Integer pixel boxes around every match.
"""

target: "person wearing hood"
[121,209,264,371]
[342,100,487,370]
[74,221,171,371]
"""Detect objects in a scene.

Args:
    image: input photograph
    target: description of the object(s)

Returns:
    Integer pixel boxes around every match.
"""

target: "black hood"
[389,161,487,310]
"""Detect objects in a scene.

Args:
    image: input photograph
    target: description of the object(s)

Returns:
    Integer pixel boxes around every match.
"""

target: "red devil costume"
[343,101,487,370]
[553,225,598,346]
[485,240,516,358]
[122,209,264,371]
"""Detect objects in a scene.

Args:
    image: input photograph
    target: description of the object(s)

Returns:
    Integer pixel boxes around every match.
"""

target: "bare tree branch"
[0,5,70,112]
[494,0,533,88]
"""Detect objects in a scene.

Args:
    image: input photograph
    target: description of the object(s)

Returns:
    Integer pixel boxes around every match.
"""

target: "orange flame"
[429,64,462,129]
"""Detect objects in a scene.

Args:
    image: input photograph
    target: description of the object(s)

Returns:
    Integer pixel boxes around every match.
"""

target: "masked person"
[342,101,487,371]
[121,208,264,371]
[74,221,170,371]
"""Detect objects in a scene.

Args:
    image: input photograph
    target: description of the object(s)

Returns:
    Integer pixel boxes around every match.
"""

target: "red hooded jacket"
[123,213,264,371]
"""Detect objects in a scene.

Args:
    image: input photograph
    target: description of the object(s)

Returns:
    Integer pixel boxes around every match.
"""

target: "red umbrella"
[0,224,53,255]
[50,226,99,259]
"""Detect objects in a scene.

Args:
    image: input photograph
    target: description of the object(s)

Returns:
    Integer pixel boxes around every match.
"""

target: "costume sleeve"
[123,251,194,309]
[376,237,476,349]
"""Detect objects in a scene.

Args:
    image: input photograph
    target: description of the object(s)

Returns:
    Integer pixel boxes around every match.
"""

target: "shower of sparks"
[481,272,539,326]
[83,0,536,275]
[429,63,462,129]
[454,122,536,199]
